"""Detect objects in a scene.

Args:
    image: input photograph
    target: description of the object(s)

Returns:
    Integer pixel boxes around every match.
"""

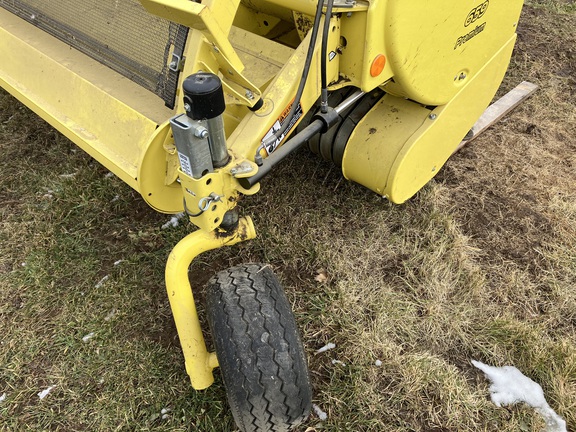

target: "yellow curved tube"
[165,217,256,389]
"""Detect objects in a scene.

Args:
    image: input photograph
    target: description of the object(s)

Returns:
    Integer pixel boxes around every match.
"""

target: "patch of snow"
[59,172,77,179]
[111,195,120,203]
[316,343,336,354]
[161,407,171,415]
[472,360,567,432]
[113,259,124,266]
[0,393,6,403]
[21,262,26,267]
[104,172,115,179]
[95,275,109,289]
[38,385,55,400]
[375,360,382,367]
[162,414,169,420]
[161,212,186,229]
[331,359,346,366]
[312,404,328,421]
[82,332,95,342]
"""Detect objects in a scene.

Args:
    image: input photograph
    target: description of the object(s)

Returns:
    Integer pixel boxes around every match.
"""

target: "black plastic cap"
[248,98,264,112]
[183,73,225,120]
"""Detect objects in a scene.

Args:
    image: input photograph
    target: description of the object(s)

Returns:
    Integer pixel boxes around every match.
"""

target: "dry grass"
[1,2,575,431]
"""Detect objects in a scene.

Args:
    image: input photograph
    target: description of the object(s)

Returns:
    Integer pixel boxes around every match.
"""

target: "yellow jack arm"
[165,217,256,389]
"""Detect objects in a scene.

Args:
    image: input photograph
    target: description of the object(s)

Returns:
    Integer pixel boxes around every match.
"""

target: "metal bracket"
[169,53,184,72]
[140,0,262,107]
[331,0,356,7]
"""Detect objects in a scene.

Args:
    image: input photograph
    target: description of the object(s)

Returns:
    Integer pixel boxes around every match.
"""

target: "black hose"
[259,0,325,156]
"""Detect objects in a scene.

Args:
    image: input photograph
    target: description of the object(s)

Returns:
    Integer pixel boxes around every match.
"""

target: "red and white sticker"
[261,99,303,155]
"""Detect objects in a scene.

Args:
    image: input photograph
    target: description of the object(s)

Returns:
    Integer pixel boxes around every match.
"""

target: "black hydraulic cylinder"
[238,118,325,189]
[239,107,341,188]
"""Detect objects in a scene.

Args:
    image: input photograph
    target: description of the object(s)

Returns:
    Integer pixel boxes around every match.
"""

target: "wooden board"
[455,81,539,152]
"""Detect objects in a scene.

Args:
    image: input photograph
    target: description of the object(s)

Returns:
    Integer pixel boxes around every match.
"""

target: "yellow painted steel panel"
[384,0,523,105]
[0,8,169,191]
[342,96,431,196]
[343,35,517,203]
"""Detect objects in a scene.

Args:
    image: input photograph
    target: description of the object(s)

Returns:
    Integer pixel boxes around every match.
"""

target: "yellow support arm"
[165,217,256,389]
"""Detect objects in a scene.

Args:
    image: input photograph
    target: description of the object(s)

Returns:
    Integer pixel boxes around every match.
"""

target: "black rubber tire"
[206,264,312,432]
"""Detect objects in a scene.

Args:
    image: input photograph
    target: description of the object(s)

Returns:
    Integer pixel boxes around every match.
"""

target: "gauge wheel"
[206,263,312,432]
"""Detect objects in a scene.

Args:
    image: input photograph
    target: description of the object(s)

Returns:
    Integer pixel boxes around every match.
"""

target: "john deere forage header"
[0,0,525,430]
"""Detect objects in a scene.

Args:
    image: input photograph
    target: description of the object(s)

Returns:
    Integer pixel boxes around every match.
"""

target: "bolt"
[245,89,254,100]
[459,72,467,80]
[429,113,437,120]
[194,127,208,139]
[213,45,219,53]
[184,103,191,112]
[169,61,177,69]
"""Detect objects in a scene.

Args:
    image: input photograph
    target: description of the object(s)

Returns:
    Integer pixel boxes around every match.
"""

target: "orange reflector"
[370,54,386,77]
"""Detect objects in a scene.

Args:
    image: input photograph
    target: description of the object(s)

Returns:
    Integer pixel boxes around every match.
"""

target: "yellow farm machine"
[0,0,526,430]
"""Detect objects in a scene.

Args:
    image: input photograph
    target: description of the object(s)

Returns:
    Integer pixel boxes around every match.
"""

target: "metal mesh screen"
[0,0,188,108]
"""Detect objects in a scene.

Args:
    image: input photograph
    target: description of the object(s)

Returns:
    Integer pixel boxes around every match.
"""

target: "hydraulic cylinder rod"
[241,90,365,188]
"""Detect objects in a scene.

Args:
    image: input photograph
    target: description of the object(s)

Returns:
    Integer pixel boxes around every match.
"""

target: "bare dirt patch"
[438,4,576,281]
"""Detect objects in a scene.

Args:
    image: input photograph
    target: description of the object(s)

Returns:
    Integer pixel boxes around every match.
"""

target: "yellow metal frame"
[165,217,256,389]
[0,8,170,194]
[343,35,518,203]
[0,0,524,391]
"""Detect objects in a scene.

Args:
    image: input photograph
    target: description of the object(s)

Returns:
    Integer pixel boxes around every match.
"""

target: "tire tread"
[206,264,312,432]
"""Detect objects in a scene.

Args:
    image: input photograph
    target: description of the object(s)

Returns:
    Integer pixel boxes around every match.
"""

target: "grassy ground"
[1,1,575,431]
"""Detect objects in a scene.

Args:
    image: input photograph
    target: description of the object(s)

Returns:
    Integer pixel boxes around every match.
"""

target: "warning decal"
[261,100,303,155]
